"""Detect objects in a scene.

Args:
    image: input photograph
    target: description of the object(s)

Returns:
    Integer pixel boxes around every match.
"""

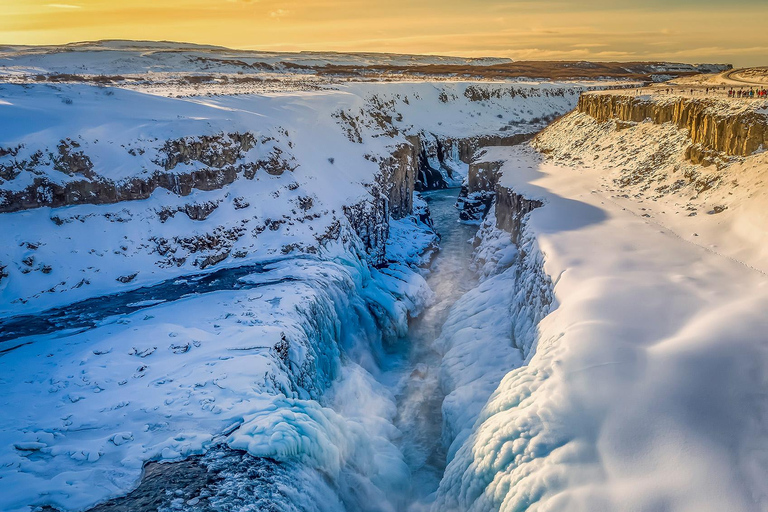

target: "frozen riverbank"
[434,143,768,512]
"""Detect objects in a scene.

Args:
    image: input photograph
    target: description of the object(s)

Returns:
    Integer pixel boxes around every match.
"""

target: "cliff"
[494,186,543,240]
[0,133,292,213]
[415,132,536,190]
[577,93,768,164]
[454,133,536,222]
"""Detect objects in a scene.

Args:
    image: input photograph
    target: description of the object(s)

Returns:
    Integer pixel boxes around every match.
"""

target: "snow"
[5,46,760,512]
[0,41,514,78]
[0,80,585,317]
[0,65,598,511]
[434,131,768,510]
[0,250,432,512]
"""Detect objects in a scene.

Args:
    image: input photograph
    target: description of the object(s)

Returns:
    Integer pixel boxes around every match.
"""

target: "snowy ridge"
[0,40,513,77]
[433,116,768,510]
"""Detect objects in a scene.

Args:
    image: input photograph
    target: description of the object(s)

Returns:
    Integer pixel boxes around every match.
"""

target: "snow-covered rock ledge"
[577,92,768,164]
[432,144,768,511]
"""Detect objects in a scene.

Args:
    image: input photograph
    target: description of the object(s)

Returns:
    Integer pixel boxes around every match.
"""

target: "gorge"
[1,49,768,512]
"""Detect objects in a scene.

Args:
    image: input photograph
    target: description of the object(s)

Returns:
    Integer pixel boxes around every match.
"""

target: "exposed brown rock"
[0,132,299,213]
[577,94,768,160]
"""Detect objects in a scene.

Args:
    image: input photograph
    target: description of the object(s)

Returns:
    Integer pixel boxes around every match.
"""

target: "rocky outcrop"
[453,131,538,221]
[156,133,256,170]
[380,136,419,219]
[494,187,542,241]
[457,159,542,233]
[0,166,249,213]
[457,161,503,221]
[415,132,536,191]
[343,198,389,266]
[0,132,296,213]
[577,93,768,163]
[344,136,420,265]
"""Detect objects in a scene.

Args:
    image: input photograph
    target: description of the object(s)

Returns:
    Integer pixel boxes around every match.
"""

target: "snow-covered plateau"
[1,47,767,512]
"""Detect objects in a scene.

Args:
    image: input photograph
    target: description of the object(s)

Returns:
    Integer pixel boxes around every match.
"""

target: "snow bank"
[437,204,553,461]
[434,144,768,511]
[534,109,768,274]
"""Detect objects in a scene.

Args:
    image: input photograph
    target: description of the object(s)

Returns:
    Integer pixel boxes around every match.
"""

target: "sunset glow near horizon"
[1,0,767,67]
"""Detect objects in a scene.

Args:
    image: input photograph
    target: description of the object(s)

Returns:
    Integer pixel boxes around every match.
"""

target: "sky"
[1,0,767,67]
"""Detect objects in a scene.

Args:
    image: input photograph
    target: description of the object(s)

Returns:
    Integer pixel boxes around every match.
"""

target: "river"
[384,188,480,510]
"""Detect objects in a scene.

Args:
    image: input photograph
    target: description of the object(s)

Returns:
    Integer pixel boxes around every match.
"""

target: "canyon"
[1,47,768,512]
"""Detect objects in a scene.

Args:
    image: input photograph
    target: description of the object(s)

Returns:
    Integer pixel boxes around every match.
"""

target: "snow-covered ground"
[0,80,585,317]
[434,114,768,510]
[0,255,429,511]
[0,69,596,511]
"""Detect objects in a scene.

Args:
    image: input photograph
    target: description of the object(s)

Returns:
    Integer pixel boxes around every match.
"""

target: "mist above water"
[382,188,480,510]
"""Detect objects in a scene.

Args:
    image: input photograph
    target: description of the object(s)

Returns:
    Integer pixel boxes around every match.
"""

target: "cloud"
[46,3,82,8]
[270,9,290,17]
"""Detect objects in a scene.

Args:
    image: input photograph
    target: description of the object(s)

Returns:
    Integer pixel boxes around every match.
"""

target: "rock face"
[0,167,245,214]
[415,132,536,191]
[0,132,297,213]
[494,186,542,241]
[454,132,537,221]
[457,160,503,221]
[157,133,257,170]
[577,93,768,164]
[452,133,537,163]
[382,136,419,219]
[455,153,542,234]
[343,136,420,266]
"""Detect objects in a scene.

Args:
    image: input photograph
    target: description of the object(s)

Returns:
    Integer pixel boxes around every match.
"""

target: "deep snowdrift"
[434,115,768,510]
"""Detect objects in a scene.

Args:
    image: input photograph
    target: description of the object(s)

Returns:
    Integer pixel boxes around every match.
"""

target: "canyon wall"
[577,93,768,164]
[456,141,540,224]
[0,132,421,268]
[415,132,535,191]
[494,187,543,241]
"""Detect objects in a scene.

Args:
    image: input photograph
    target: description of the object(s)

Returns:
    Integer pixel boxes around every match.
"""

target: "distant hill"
[0,40,731,82]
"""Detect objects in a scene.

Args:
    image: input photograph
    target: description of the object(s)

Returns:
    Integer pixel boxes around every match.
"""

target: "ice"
[0,244,432,511]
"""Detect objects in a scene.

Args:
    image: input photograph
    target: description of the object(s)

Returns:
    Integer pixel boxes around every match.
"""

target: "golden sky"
[1,0,767,67]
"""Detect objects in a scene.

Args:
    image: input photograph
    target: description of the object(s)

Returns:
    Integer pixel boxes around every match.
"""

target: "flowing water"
[384,188,480,509]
